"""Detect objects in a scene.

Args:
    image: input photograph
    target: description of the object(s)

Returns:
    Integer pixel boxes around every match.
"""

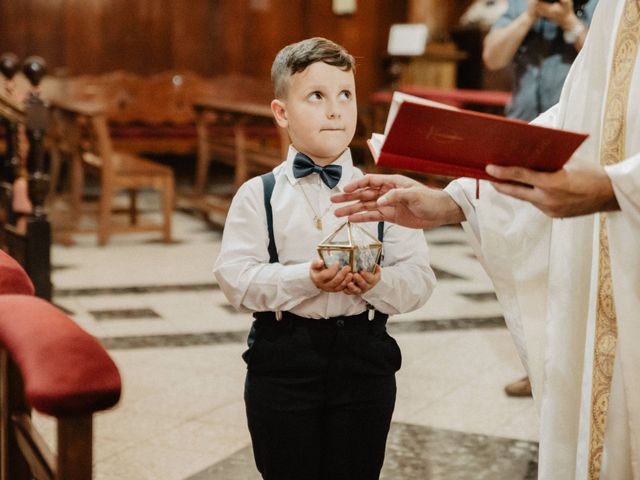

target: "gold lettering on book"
[424,126,464,144]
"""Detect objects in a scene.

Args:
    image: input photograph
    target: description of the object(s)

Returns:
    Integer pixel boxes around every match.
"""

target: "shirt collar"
[285,145,353,190]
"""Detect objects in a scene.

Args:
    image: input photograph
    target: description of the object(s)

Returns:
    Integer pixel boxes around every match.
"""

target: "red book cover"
[369,93,589,181]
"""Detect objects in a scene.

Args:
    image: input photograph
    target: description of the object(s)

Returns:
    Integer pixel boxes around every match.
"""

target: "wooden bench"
[0,250,121,480]
[46,70,205,156]
[46,71,275,156]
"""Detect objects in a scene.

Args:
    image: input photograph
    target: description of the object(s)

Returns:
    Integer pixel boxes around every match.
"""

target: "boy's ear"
[271,99,288,128]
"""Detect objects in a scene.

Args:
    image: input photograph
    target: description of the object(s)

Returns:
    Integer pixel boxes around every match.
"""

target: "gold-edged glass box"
[317,222,382,273]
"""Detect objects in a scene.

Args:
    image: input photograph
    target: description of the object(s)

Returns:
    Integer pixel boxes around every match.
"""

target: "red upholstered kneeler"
[0,257,122,479]
[0,295,121,416]
[0,250,35,296]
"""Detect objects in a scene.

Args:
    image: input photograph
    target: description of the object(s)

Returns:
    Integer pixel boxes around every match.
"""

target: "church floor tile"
[31,207,537,479]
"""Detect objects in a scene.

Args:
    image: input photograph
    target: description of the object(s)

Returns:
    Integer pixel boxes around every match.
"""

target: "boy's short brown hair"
[271,37,355,99]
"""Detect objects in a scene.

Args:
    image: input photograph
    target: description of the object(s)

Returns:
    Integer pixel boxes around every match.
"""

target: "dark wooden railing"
[0,53,52,300]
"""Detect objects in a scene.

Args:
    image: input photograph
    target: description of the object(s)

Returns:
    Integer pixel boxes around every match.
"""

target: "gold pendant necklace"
[299,182,332,230]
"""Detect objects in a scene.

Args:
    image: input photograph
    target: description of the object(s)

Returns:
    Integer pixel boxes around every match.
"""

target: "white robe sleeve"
[606,153,640,228]
[444,178,552,410]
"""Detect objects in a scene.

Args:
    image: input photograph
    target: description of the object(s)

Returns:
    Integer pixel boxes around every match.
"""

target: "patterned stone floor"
[33,201,538,480]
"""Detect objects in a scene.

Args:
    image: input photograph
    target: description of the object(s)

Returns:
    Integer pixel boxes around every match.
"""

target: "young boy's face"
[271,61,357,166]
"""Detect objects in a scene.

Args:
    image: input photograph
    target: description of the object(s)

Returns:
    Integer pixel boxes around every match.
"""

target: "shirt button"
[336,319,345,327]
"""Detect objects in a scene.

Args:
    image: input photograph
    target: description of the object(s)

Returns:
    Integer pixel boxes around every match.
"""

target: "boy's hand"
[344,265,381,295]
[310,260,353,292]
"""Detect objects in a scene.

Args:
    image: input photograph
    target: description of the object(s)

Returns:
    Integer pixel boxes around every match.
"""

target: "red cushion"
[370,87,512,109]
[0,295,121,416]
[0,251,35,295]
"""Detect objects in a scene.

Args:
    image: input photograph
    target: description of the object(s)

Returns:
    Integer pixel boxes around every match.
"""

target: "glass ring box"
[317,222,382,273]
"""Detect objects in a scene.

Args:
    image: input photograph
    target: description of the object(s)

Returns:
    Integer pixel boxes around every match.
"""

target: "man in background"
[484,0,597,120]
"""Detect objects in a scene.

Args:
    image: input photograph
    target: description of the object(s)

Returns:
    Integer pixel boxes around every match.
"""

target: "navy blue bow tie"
[292,153,342,189]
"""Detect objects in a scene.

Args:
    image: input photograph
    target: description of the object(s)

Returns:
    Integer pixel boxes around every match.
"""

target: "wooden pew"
[46,71,273,159]
[0,54,52,300]
[49,70,212,157]
[0,250,121,480]
[45,71,285,222]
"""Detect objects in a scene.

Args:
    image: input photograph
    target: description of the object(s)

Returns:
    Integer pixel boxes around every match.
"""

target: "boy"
[213,37,435,480]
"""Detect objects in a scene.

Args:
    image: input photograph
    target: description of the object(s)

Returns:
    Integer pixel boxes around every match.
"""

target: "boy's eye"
[339,90,352,100]
[309,91,323,101]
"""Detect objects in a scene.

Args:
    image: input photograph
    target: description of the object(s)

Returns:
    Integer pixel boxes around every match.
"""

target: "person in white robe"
[331,0,640,478]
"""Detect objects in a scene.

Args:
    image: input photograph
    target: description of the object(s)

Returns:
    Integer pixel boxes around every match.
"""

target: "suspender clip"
[275,310,283,321]
[367,304,375,321]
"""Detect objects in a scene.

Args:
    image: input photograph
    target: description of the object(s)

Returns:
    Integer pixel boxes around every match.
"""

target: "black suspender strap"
[376,221,384,265]
[262,172,380,266]
[261,172,279,264]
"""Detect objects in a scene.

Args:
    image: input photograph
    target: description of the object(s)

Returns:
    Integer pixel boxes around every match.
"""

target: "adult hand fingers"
[342,173,419,193]
[486,165,550,187]
[341,174,397,193]
[334,199,381,218]
[347,211,385,223]
[490,181,540,204]
[378,187,415,207]
[340,174,385,193]
[331,188,382,204]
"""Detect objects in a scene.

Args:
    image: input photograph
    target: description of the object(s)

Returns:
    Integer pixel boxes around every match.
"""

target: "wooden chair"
[49,99,174,246]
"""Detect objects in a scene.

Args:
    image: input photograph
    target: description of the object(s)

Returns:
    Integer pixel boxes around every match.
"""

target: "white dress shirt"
[214,146,436,319]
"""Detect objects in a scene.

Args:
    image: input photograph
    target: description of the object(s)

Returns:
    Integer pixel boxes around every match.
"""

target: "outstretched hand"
[486,163,619,217]
[331,174,465,230]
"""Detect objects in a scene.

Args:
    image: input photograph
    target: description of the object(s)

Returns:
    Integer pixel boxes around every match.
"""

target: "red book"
[368,92,589,180]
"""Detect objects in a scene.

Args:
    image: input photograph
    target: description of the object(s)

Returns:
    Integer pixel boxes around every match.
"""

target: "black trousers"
[243,311,401,480]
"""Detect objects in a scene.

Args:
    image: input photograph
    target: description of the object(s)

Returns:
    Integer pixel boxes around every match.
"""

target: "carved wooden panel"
[0,0,409,100]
